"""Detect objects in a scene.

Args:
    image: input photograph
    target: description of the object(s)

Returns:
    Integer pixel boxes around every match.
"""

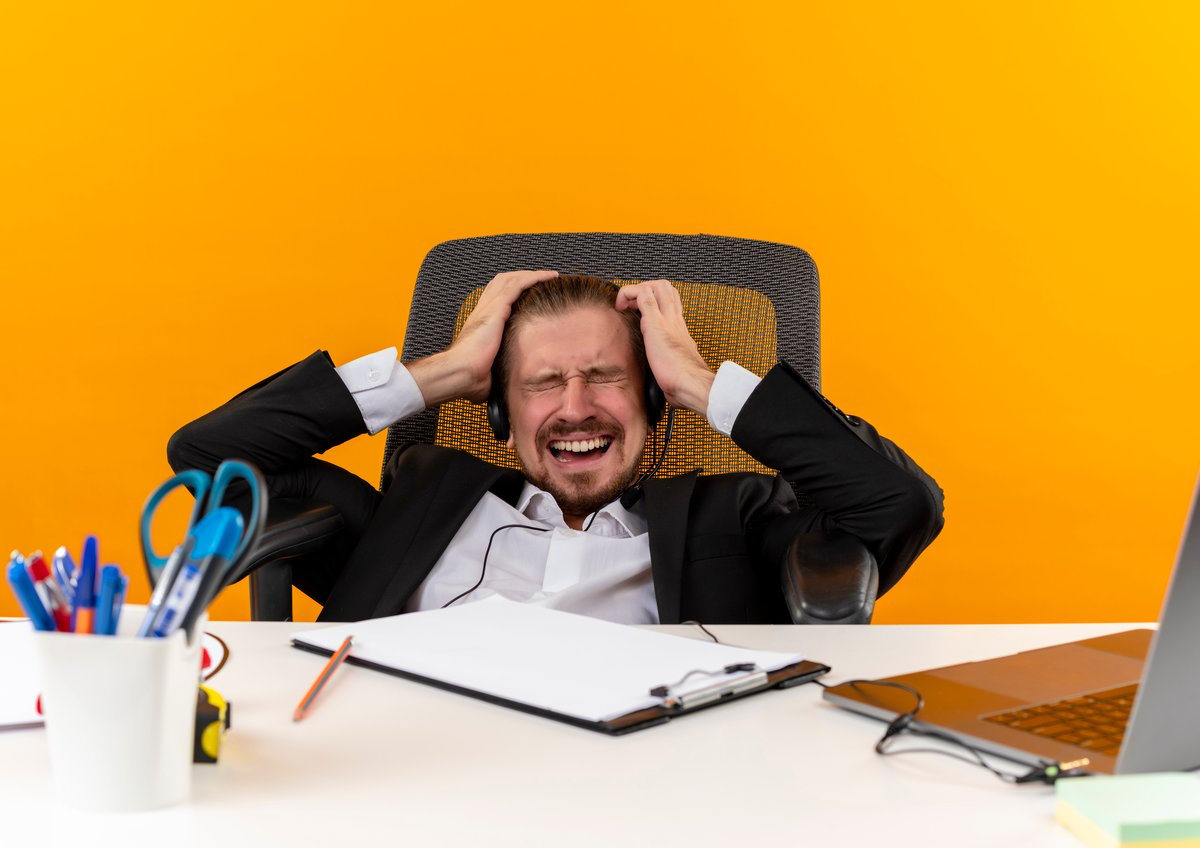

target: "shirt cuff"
[706,361,762,436]
[335,347,426,435]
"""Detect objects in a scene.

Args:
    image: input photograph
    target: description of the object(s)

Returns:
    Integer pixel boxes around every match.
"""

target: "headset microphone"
[619,406,675,510]
[618,486,644,511]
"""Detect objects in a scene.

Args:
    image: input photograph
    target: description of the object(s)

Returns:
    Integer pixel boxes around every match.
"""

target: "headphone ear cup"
[644,373,665,428]
[486,387,509,442]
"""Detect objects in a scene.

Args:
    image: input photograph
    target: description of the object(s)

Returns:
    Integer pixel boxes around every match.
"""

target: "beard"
[526,461,642,518]
[521,425,645,518]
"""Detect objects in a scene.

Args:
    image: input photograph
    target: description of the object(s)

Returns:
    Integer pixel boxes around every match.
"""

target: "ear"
[506,432,515,450]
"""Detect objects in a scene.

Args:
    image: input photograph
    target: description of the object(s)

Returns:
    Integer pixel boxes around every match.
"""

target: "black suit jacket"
[168,352,943,623]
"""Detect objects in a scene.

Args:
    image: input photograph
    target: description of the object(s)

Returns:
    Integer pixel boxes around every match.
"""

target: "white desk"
[1,622,1137,847]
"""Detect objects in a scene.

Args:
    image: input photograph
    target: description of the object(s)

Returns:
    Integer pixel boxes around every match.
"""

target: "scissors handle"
[207,459,266,565]
[140,469,212,578]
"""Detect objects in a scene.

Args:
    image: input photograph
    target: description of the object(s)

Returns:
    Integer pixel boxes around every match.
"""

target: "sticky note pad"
[1056,773,1200,848]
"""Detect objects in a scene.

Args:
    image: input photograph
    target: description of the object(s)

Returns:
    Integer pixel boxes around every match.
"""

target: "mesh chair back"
[384,233,820,486]
[435,281,779,479]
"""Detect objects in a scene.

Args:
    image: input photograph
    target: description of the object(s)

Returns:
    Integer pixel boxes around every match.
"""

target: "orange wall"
[2,3,1197,623]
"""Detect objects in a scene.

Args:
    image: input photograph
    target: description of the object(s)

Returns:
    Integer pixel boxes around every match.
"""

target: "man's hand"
[615,280,716,415]
[408,270,558,406]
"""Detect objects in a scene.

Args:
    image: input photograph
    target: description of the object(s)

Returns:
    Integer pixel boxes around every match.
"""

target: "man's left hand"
[615,280,715,415]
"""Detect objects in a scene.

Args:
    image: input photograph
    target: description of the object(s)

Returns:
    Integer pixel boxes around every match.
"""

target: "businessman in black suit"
[169,271,943,623]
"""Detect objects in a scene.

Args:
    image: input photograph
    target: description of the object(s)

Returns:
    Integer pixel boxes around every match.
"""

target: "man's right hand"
[407,270,558,407]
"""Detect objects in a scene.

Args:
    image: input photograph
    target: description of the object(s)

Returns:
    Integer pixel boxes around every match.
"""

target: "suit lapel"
[643,471,698,624]
[371,449,525,618]
[320,446,523,621]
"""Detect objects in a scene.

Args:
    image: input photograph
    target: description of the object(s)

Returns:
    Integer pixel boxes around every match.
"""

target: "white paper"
[292,598,804,723]
[0,622,43,729]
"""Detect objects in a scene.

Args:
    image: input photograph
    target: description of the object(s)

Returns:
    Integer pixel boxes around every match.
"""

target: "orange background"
[2,3,1197,624]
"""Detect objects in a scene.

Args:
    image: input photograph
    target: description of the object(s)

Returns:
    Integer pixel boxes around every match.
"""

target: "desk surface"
[1,621,1140,847]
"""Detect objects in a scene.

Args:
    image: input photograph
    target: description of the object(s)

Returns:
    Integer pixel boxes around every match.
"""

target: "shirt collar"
[516,482,647,538]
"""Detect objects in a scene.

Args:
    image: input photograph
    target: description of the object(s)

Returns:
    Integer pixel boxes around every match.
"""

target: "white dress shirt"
[334,349,762,623]
[403,485,658,624]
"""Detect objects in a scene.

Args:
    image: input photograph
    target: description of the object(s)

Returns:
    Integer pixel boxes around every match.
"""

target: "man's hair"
[493,274,647,400]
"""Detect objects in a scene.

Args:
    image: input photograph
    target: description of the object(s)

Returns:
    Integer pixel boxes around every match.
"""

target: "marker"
[74,545,98,634]
[138,536,194,637]
[6,557,56,632]
[26,552,72,632]
[152,561,207,638]
[94,565,127,636]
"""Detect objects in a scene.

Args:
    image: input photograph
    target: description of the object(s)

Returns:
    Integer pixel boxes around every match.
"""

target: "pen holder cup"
[32,606,207,812]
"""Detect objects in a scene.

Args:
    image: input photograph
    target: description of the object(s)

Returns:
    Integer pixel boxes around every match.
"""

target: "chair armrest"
[781,530,879,624]
[229,498,345,584]
[230,498,344,621]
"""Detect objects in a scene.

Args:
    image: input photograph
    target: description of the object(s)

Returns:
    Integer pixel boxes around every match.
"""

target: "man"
[169,271,943,623]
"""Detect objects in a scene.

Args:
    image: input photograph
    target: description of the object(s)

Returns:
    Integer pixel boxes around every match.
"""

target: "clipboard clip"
[650,663,769,711]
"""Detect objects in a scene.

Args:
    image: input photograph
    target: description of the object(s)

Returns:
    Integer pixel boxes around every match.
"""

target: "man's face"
[504,305,648,523]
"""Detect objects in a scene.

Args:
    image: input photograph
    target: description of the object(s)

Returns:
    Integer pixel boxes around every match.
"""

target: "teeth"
[550,436,611,453]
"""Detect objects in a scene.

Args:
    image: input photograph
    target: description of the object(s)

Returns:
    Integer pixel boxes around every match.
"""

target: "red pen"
[27,552,73,632]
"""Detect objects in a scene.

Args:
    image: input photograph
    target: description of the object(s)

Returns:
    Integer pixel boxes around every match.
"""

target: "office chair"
[241,233,879,624]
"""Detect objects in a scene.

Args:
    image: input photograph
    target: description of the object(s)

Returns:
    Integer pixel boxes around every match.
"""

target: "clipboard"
[291,599,830,735]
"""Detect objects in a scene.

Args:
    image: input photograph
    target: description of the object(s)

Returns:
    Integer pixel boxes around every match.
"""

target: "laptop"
[824,473,1200,775]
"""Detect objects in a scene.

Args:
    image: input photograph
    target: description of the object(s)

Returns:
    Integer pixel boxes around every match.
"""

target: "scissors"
[138,459,268,638]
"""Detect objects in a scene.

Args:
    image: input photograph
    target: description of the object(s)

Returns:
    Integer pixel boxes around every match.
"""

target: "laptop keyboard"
[982,683,1138,757]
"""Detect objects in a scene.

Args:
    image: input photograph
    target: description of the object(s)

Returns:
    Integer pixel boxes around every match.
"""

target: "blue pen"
[81,536,98,592]
[52,546,78,605]
[6,558,56,632]
[94,565,125,636]
[113,570,127,629]
[74,541,98,634]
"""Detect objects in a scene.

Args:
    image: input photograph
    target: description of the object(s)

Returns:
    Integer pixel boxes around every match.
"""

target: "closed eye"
[524,376,567,392]
[523,371,627,392]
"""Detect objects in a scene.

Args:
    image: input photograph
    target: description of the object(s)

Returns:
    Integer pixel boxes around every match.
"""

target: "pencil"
[293,635,354,721]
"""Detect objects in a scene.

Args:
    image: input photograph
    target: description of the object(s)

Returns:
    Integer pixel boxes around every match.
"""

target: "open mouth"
[548,436,613,463]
